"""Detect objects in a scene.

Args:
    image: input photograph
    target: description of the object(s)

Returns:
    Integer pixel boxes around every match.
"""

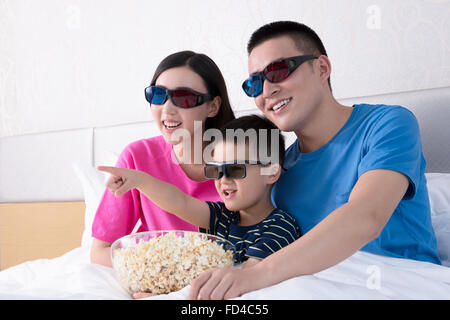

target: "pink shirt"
[92,135,221,244]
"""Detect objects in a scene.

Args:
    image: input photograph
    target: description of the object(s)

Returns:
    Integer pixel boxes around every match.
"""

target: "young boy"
[98,114,301,267]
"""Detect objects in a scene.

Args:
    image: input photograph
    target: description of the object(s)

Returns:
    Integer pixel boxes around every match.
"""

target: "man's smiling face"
[248,35,325,133]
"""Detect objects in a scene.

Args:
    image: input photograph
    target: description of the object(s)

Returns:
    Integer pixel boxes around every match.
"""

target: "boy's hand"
[97,166,146,197]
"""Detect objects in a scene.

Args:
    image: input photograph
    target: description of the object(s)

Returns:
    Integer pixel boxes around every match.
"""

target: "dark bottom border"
[1,299,448,318]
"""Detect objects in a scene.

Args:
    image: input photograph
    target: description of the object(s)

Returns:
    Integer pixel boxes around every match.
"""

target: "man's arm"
[189,169,409,299]
[97,166,210,229]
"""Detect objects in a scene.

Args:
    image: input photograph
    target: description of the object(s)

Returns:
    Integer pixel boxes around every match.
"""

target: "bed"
[0,87,449,299]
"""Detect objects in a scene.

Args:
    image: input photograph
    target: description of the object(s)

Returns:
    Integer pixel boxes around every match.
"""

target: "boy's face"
[248,35,324,132]
[211,141,274,212]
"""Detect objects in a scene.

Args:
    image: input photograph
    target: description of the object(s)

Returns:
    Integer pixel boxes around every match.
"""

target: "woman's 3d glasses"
[242,55,318,97]
[204,160,268,180]
[145,85,213,108]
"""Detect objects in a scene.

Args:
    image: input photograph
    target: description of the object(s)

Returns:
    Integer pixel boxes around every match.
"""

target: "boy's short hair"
[247,20,331,90]
[218,114,285,166]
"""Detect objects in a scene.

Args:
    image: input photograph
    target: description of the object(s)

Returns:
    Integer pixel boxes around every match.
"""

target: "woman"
[90,51,235,267]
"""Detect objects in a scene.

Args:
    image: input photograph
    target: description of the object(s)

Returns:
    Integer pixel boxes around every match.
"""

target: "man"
[189,21,440,300]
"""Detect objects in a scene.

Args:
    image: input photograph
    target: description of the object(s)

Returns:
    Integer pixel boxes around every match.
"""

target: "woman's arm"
[97,166,210,229]
[90,238,113,267]
[189,169,409,299]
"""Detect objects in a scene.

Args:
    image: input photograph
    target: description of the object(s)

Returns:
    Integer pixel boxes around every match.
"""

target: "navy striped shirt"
[205,202,302,263]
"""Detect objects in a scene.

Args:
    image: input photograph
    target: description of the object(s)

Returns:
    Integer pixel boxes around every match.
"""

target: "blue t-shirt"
[272,104,441,264]
[205,202,302,263]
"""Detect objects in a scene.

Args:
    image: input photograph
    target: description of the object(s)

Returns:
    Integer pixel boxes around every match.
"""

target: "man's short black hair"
[218,114,285,166]
[247,20,331,90]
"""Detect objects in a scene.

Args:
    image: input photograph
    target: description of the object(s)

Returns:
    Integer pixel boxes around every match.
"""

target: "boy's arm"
[97,166,210,229]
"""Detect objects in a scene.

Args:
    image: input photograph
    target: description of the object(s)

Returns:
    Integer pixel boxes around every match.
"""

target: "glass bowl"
[111,230,235,296]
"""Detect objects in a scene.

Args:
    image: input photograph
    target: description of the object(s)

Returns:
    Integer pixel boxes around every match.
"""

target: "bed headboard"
[0,87,449,269]
[338,87,450,174]
[0,86,449,203]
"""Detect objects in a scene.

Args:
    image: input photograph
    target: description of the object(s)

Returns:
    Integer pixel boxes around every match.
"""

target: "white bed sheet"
[1,246,449,300]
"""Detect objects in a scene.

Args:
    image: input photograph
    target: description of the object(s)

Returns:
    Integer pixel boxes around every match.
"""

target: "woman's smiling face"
[151,66,218,146]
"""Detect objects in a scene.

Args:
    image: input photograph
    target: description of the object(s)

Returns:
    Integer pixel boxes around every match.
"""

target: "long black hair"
[150,51,235,131]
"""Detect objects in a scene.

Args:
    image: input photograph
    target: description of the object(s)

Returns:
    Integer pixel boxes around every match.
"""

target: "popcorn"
[112,231,234,295]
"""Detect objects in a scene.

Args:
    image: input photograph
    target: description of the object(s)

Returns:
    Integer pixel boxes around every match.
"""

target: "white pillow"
[72,161,110,248]
[73,152,142,247]
[426,173,450,267]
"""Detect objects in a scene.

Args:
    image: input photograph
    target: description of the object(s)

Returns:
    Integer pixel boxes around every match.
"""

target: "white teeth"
[272,98,291,111]
[163,121,181,129]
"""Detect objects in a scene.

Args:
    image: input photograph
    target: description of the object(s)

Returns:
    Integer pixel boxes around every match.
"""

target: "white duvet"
[0,246,449,300]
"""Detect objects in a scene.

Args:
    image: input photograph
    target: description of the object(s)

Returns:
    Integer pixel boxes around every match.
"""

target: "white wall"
[1,0,449,138]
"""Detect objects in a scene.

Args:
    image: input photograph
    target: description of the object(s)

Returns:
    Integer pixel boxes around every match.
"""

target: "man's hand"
[188,266,262,300]
[97,166,147,197]
[133,292,155,299]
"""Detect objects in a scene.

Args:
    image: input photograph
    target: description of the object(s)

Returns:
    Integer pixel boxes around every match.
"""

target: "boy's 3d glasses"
[145,85,213,108]
[204,160,268,180]
[242,55,317,97]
